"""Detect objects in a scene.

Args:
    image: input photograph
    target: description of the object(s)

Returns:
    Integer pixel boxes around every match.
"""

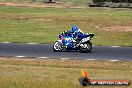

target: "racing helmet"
[71,25,79,33]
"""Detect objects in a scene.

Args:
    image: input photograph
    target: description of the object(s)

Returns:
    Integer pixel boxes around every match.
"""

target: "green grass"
[0,57,132,88]
[0,6,132,46]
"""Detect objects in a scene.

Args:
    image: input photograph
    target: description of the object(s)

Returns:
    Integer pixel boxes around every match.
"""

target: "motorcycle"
[53,31,94,53]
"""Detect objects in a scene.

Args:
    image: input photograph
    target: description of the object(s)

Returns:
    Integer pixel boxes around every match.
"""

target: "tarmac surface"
[0,43,132,61]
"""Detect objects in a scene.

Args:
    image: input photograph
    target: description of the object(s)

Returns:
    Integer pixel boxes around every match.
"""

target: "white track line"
[86,59,97,61]
[109,60,119,62]
[111,46,120,47]
[27,43,38,45]
[15,56,26,58]
[60,58,69,60]
[13,56,121,62]
[38,57,48,59]
[1,42,10,43]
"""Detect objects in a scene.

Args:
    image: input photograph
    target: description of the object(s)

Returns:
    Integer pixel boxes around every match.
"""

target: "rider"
[68,25,86,41]
[61,25,88,47]
[62,25,88,42]
[69,25,83,36]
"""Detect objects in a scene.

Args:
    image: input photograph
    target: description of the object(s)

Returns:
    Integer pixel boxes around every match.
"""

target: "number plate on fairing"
[81,37,90,43]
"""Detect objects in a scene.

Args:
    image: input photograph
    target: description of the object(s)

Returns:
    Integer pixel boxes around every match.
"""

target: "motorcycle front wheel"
[53,41,63,52]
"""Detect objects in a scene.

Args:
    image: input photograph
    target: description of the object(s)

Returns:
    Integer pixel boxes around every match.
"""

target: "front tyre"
[80,42,92,53]
[53,41,63,52]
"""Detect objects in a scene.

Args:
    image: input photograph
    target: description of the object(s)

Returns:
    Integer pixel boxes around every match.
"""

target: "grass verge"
[0,5,132,46]
[0,57,132,88]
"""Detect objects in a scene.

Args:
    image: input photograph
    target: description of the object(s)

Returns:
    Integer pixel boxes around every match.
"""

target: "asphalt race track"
[0,43,132,61]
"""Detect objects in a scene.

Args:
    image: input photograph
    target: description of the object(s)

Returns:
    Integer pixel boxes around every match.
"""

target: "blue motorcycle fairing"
[62,36,74,49]
[77,33,88,40]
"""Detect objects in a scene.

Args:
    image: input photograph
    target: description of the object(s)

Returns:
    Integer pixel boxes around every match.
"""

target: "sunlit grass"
[0,6,132,46]
[0,57,132,88]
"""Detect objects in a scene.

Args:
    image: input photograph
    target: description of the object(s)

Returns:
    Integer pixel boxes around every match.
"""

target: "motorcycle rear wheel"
[80,42,92,53]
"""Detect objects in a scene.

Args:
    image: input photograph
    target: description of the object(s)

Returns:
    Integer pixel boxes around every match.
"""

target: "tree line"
[93,0,132,3]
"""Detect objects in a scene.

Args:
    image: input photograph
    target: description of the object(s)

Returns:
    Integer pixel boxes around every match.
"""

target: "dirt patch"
[0,2,88,8]
[102,25,132,32]
[0,2,63,8]
[0,2,75,8]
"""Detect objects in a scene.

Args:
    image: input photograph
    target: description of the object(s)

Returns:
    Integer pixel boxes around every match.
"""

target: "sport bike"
[53,31,94,53]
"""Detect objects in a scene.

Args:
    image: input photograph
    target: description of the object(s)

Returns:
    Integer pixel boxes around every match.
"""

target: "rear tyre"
[80,42,92,53]
[53,41,63,52]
